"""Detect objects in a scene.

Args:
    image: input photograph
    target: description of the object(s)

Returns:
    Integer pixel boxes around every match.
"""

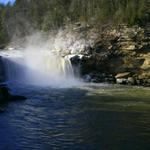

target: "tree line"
[0,0,149,45]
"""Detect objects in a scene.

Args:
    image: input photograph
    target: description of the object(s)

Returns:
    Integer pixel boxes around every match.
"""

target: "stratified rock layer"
[70,24,150,86]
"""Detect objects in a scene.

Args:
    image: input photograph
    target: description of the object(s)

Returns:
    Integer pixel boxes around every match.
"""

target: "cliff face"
[71,24,150,86]
[110,25,150,76]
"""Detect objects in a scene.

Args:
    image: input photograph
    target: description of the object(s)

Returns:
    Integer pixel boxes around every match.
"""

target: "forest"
[0,0,149,45]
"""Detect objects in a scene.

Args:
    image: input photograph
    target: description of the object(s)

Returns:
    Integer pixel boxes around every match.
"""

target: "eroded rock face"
[75,24,150,86]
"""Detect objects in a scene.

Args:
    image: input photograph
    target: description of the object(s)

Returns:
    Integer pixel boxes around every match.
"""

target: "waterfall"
[0,50,79,87]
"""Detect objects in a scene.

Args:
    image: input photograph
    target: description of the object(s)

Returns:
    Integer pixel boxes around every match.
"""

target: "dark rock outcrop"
[76,25,150,86]
[0,87,26,101]
[0,86,27,112]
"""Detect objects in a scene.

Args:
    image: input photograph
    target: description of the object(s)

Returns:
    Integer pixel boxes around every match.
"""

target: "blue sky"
[0,0,15,5]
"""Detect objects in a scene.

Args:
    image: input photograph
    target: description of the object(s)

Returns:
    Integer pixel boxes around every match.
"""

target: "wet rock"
[82,72,116,83]
[116,78,128,84]
[0,87,10,100]
[66,54,83,65]
[0,86,27,112]
[70,55,81,65]
[0,87,26,101]
[136,79,143,85]
[143,78,150,86]
[83,74,92,82]
[91,78,99,83]
[104,77,116,83]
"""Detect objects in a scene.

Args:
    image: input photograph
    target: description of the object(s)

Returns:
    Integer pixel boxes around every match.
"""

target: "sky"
[0,0,15,5]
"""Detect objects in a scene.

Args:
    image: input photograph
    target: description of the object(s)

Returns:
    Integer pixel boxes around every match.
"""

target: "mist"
[1,27,92,87]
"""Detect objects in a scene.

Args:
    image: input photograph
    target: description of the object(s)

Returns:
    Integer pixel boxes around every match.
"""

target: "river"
[0,83,150,150]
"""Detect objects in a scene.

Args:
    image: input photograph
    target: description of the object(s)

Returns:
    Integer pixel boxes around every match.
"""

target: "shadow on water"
[0,84,150,150]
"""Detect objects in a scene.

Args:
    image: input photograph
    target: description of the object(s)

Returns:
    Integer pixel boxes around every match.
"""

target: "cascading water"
[0,49,79,87]
[1,50,25,81]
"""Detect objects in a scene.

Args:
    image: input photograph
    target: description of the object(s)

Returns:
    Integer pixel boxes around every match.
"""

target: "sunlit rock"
[115,72,131,79]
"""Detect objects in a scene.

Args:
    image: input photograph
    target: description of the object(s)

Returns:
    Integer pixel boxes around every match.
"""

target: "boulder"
[138,72,150,80]
[141,57,150,69]
[127,77,136,85]
[115,72,131,79]
[136,79,143,85]
[83,74,92,82]
[143,78,150,86]
[0,87,27,101]
[0,86,27,112]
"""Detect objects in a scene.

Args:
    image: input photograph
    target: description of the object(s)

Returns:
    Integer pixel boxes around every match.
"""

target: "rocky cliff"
[70,24,150,86]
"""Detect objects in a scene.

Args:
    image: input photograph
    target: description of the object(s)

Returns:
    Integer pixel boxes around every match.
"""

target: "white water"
[0,30,91,87]
[0,49,80,87]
